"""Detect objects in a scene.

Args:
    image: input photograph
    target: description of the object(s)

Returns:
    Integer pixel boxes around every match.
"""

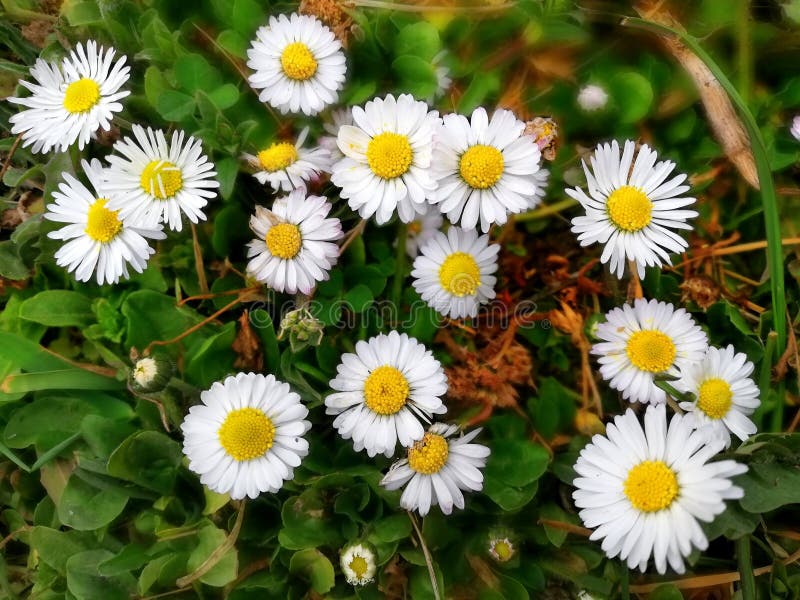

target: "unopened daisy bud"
[340,542,376,586]
[577,84,608,112]
[278,307,325,351]
[583,313,604,342]
[523,117,558,161]
[791,115,800,141]
[130,356,172,393]
[487,531,516,563]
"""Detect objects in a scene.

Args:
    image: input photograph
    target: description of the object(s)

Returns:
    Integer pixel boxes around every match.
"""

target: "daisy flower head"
[429,50,453,104]
[181,372,311,500]
[411,226,499,320]
[573,404,747,574]
[326,331,448,458]
[675,345,760,447]
[244,127,332,192]
[380,423,490,516]
[44,159,165,285]
[568,139,697,279]
[104,125,219,232]
[404,204,443,258]
[331,93,441,224]
[340,542,377,586]
[247,12,346,116]
[8,40,130,154]
[593,298,708,405]
[246,189,343,294]
[791,115,800,141]
[487,533,516,563]
[430,107,543,232]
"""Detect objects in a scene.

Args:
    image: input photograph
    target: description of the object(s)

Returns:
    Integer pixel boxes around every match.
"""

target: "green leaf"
[144,66,168,107]
[458,72,500,114]
[737,462,800,513]
[215,156,240,200]
[0,241,29,280]
[211,204,250,257]
[186,522,239,587]
[217,29,248,58]
[121,290,202,350]
[231,0,263,37]
[279,490,343,550]
[63,0,103,25]
[344,284,374,314]
[372,514,412,543]
[208,83,240,110]
[251,309,280,372]
[485,439,549,487]
[107,430,182,495]
[66,549,136,600]
[58,476,128,531]
[2,369,124,394]
[19,290,94,327]
[610,70,654,124]
[174,53,222,92]
[30,527,95,574]
[184,322,237,388]
[483,478,538,511]
[392,55,438,99]
[649,584,684,600]
[289,549,335,594]
[156,90,196,121]
[394,22,441,60]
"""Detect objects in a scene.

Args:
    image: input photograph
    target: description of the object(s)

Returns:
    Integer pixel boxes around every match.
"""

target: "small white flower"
[411,227,499,320]
[244,127,332,192]
[247,13,346,116]
[104,125,219,232]
[573,404,747,574]
[675,345,760,446]
[592,298,708,405]
[246,189,342,294]
[8,40,130,154]
[429,50,452,103]
[326,331,448,458]
[488,536,515,563]
[577,84,609,112]
[791,115,800,141]
[319,107,353,161]
[404,205,443,258]
[381,423,490,516]
[568,140,697,279]
[133,357,158,388]
[44,159,165,285]
[181,372,311,500]
[332,93,441,224]
[340,543,377,586]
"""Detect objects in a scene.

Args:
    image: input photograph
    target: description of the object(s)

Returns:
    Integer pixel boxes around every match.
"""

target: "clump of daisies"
[340,542,377,587]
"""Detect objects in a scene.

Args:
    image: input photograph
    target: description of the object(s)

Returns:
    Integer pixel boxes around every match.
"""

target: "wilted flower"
[523,116,559,161]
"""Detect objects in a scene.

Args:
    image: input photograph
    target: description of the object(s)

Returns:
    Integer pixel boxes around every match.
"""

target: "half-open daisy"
[181,372,311,500]
[380,423,490,516]
[244,127,332,192]
[430,107,543,232]
[9,40,130,154]
[104,125,219,232]
[404,205,443,258]
[247,12,346,116]
[568,139,697,279]
[675,345,760,446]
[592,298,708,405]
[45,159,165,285]
[573,404,747,574]
[326,331,448,458]
[332,94,441,224]
[340,542,377,586]
[411,226,499,320]
[246,189,342,294]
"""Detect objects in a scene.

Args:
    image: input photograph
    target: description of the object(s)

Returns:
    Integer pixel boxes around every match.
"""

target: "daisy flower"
[577,84,609,112]
[488,534,516,563]
[244,127,332,192]
[319,107,353,161]
[246,189,342,294]
[428,50,452,104]
[791,115,800,141]
[181,372,311,500]
[573,404,747,574]
[380,423,490,516]
[247,12,346,116]
[411,227,499,320]
[525,167,550,210]
[340,542,377,586]
[326,331,448,458]
[44,159,165,285]
[568,140,697,279]
[104,125,219,232]
[675,345,760,446]
[404,205,443,258]
[592,298,708,405]
[8,40,130,154]
[332,94,441,224]
[430,107,543,232]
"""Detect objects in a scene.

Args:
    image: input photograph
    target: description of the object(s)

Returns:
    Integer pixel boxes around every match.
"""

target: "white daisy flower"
[411,227,499,320]
[488,536,516,563]
[44,159,165,285]
[568,140,698,279]
[573,404,747,574]
[319,107,353,161]
[246,189,342,294]
[577,84,609,112]
[429,50,452,104]
[404,205,443,258]
[525,167,550,210]
[247,12,346,116]
[340,543,377,586]
[791,115,800,141]
[332,93,441,224]
[104,125,219,232]
[430,107,543,232]
[326,331,448,458]
[593,298,708,405]
[380,423,490,516]
[244,127,332,192]
[8,40,130,154]
[181,372,311,500]
[675,345,760,446]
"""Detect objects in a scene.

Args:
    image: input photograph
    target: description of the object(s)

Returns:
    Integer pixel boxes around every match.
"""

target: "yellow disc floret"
[257,142,298,172]
[438,252,481,296]
[85,199,123,243]
[459,144,505,189]
[280,42,318,80]
[366,132,413,179]
[626,330,676,373]
[697,378,733,419]
[265,223,302,259]
[63,78,101,114]
[606,185,653,232]
[363,365,409,415]
[140,160,183,199]
[348,556,369,579]
[218,407,276,461]
[408,433,449,475]
[623,460,679,512]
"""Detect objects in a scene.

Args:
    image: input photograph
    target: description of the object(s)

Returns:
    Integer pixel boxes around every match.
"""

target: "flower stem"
[514,198,577,222]
[736,536,757,600]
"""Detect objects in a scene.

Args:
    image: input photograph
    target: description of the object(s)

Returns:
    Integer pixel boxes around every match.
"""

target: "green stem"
[514,198,578,222]
[654,379,692,403]
[736,536,757,600]
[620,566,630,600]
[753,331,777,430]
[769,381,785,432]
[736,0,752,106]
[392,222,408,313]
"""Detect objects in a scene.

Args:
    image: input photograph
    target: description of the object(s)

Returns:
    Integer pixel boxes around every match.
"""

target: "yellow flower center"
[140,160,183,199]
[623,460,679,512]
[491,540,514,562]
[217,407,276,462]
[366,132,413,180]
[257,143,298,172]
[85,199,122,243]
[348,556,369,579]
[280,42,318,80]
[363,365,409,415]
[438,252,481,297]
[625,330,676,373]
[63,78,101,114]
[459,144,505,189]
[408,433,449,475]
[697,378,733,419]
[606,185,653,232]
[265,223,302,260]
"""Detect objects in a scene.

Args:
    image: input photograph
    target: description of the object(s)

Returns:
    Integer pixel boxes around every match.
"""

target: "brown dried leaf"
[232,310,263,372]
